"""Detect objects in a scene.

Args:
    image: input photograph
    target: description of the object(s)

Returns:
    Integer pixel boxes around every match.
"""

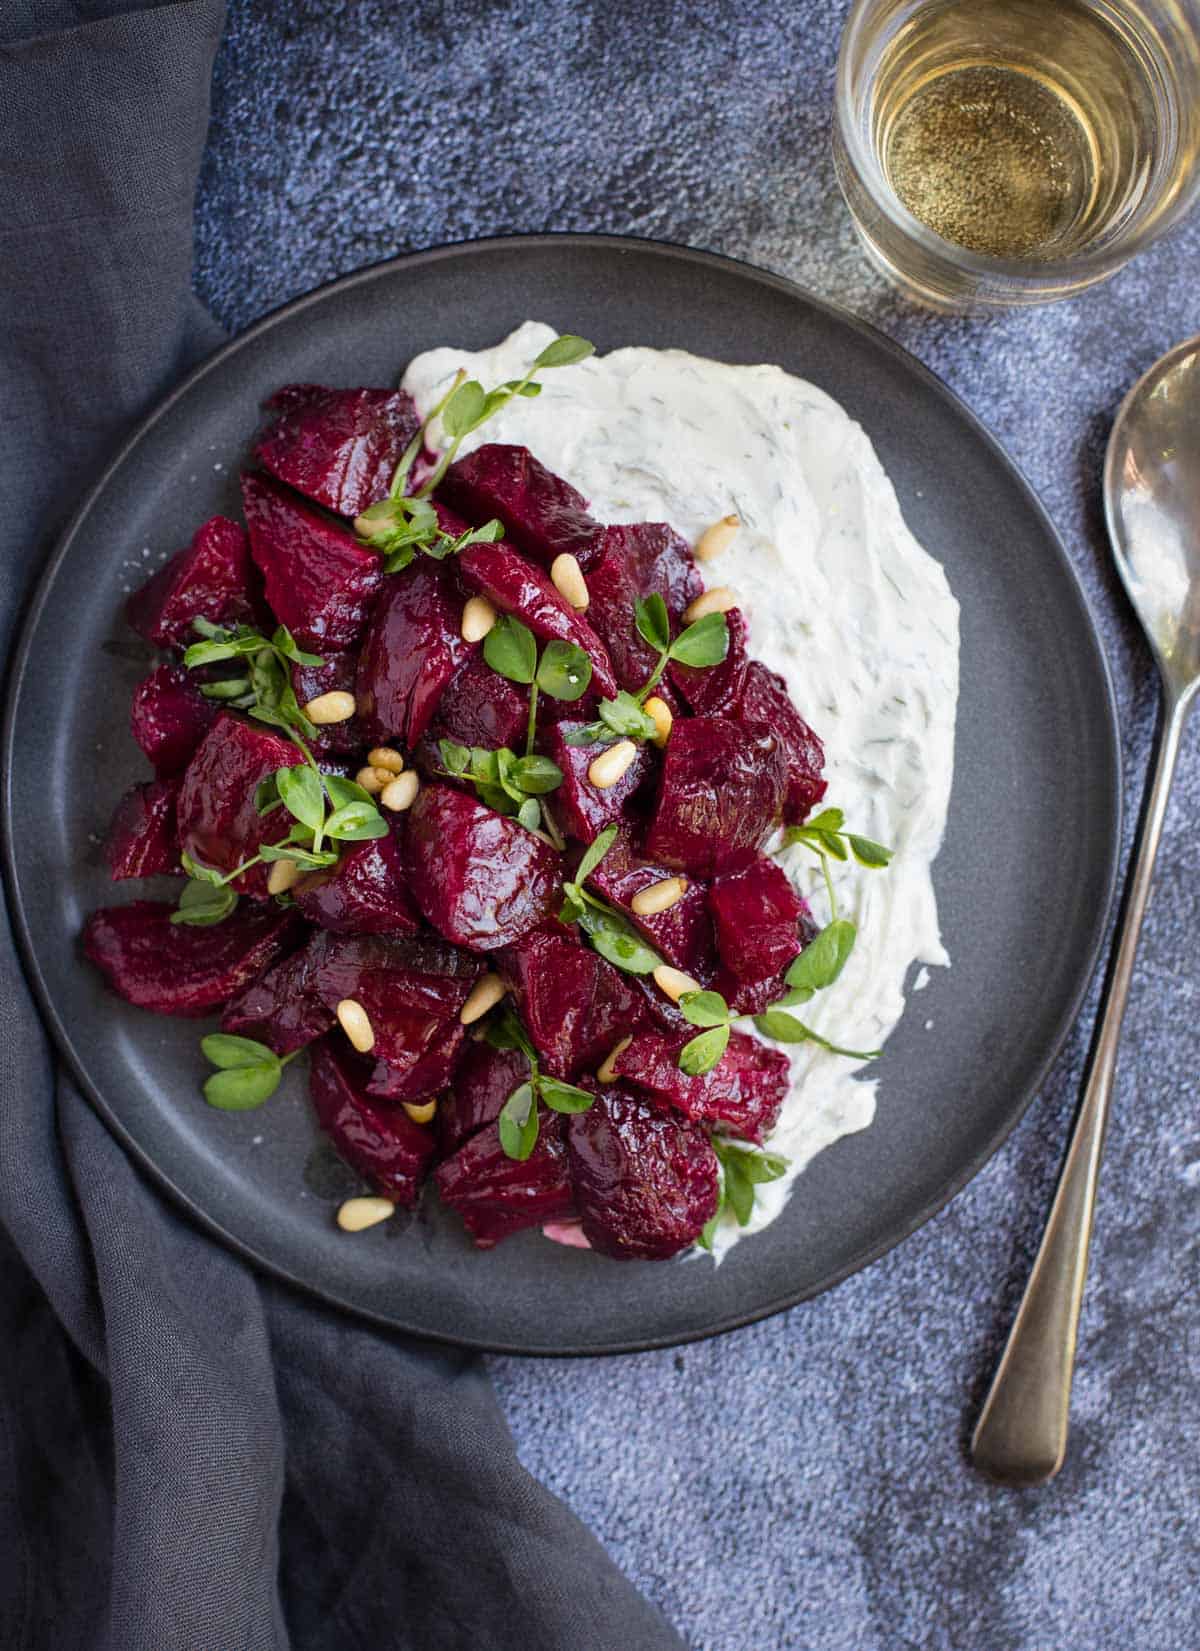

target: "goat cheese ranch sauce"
[405,322,960,1259]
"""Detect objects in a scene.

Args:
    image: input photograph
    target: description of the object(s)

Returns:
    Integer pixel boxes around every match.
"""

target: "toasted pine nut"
[459,973,507,1025]
[550,552,589,611]
[336,1195,395,1232]
[266,859,302,896]
[381,771,419,813]
[643,695,673,748]
[461,594,498,642]
[681,586,739,625]
[367,746,404,773]
[356,766,385,795]
[303,690,357,725]
[694,514,741,562]
[403,1098,438,1125]
[587,739,637,790]
[631,877,688,917]
[653,964,701,1004]
[596,1035,633,1084]
[337,997,375,1053]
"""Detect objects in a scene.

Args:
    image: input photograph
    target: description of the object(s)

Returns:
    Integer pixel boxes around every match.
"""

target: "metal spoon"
[971,336,1200,1487]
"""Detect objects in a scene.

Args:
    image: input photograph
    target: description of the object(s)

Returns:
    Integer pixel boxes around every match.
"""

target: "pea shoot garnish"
[482,614,593,754]
[557,825,666,976]
[185,620,323,743]
[199,1033,302,1110]
[438,739,564,838]
[697,1139,790,1251]
[485,1005,595,1161]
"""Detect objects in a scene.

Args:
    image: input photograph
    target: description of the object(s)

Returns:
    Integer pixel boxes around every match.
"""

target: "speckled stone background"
[193,4,1199,1647]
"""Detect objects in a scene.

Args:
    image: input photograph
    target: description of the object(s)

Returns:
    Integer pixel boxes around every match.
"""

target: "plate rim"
[1,231,1123,1355]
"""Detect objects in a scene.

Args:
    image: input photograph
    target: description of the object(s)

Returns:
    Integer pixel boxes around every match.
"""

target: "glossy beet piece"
[176,713,303,897]
[437,1042,529,1156]
[355,561,474,749]
[439,444,603,570]
[457,539,618,699]
[309,1039,435,1206]
[709,856,808,984]
[737,661,827,823]
[604,521,702,620]
[646,717,787,876]
[126,516,258,648]
[405,784,561,951]
[566,1085,719,1260]
[669,607,749,716]
[291,651,365,756]
[587,826,716,979]
[83,900,298,1018]
[427,651,528,755]
[254,384,420,517]
[294,828,419,936]
[105,777,181,881]
[612,1030,789,1144]
[435,1112,574,1249]
[220,934,335,1054]
[545,721,656,845]
[367,1022,467,1103]
[130,664,218,777]
[580,536,660,694]
[241,471,382,651]
[499,927,647,1079]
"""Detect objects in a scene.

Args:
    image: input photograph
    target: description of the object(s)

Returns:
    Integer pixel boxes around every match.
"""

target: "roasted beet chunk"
[294,828,419,936]
[437,1041,530,1156]
[405,784,560,951]
[105,777,181,881]
[595,522,701,618]
[545,721,656,845]
[254,384,421,518]
[309,1039,435,1206]
[582,521,701,695]
[435,1112,574,1248]
[355,562,473,749]
[83,900,298,1017]
[500,927,647,1078]
[126,517,258,648]
[566,1085,718,1260]
[669,607,749,716]
[130,664,218,777]
[737,661,827,823]
[220,933,335,1054]
[646,717,787,876]
[241,471,382,651]
[439,444,602,570]
[176,713,303,897]
[709,857,809,985]
[426,651,528,756]
[291,652,365,756]
[587,828,716,979]
[613,1030,789,1143]
[457,539,618,699]
[367,1023,468,1104]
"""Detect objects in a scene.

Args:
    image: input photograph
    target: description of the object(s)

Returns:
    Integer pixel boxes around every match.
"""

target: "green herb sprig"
[438,738,563,835]
[199,1033,303,1110]
[485,1005,595,1161]
[557,824,665,976]
[185,620,323,743]
[482,614,593,755]
[777,806,893,918]
[697,1138,790,1250]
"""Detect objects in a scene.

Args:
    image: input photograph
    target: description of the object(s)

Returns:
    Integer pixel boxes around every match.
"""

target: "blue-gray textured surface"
[192,3,1199,1647]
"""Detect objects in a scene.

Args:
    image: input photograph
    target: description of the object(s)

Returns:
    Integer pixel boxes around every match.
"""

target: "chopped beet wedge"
[126,517,258,648]
[646,716,787,876]
[545,721,656,845]
[366,1022,468,1104]
[737,661,827,823]
[105,777,182,881]
[294,828,419,935]
[594,522,702,622]
[84,900,298,1018]
[587,828,716,979]
[437,1042,530,1157]
[435,1111,575,1249]
[291,652,365,756]
[254,384,421,517]
[709,856,809,985]
[220,934,334,1054]
[130,664,219,778]
[427,651,528,754]
[405,785,561,951]
[566,1085,719,1260]
[241,471,382,651]
[176,713,304,898]
[309,1039,435,1207]
[457,539,618,699]
[578,536,659,694]
[355,562,473,749]
[669,607,749,716]
[612,1030,790,1144]
[499,927,647,1079]
[439,443,603,570]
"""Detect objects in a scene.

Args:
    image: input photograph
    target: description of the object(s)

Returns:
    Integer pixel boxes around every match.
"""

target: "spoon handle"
[971,691,1192,1487]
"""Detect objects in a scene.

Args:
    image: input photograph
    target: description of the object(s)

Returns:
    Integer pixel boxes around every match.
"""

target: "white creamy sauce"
[405,322,960,1258]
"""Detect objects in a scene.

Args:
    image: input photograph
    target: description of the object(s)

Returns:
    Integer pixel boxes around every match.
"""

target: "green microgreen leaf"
[179,851,227,887]
[539,1079,596,1115]
[441,379,488,439]
[200,676,253,701]
[203,1062,282,1111]
[484,1005,537,1061]
[535,640,593,702]
[438,739,472,776]
[575,823,619,886]
[785,919,857,994]
[322,775,375,811]
[484,615,537,685]
[847,834,894,868]
[498,1082,540,1160]
[259,842,337,869]
[634,593,671,654]
[533,334,595,369]
[511,755,563,795]
[561,722,605,747]
[677,990,731,1030]
[805,808,846,834]
[517,798,542,832]
[576,904,662,975]
[668,611,729,669]
[598,690,657,741]
[697,1161,726,1251]
[324,801,390,842]
[201,1033,277,1070]
[753,1009,880,1060]
[679,1023,731,1076]
[171,879,238,926]
[271,626,322,667]
[276,764,325,834]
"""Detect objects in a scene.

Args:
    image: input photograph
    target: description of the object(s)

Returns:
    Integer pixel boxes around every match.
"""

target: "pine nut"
[403,1098,438,1125]
[303,690,357,725]
[596,1035,633,1084]
[653,964,702,1004]
[461,594,498,642]
[266,859,302,896]
[459,973,507,1025]
[336,1195,395,1232]
[381,771,419,812]
[681,587,739,624]
[336,998,375,1053]
[643,695,673,748]
[367,746,404,773]
[550,552,589,611]
[587,739,637,790]
[694,513,740,562]
[631,877,688,917]
[356,766,385,795]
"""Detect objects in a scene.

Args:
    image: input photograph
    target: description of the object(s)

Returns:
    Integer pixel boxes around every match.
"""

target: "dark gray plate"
[2,236,1120,1354]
